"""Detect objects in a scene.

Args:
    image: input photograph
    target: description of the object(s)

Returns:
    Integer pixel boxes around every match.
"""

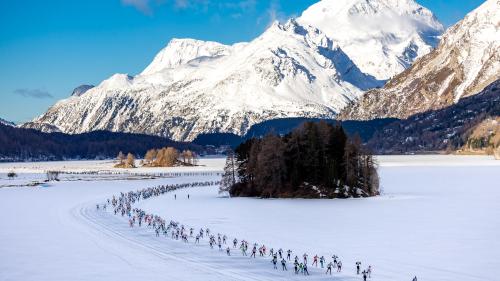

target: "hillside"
[0,124,199,162]
[366,80,500,154]
[341,0,499,120]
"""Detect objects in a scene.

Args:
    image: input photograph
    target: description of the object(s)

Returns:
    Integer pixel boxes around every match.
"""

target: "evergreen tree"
[255,134,286,197]
[220,150,237,195]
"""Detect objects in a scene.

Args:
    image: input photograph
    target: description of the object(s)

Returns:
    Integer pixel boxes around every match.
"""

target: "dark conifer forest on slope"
[0,124,199,161]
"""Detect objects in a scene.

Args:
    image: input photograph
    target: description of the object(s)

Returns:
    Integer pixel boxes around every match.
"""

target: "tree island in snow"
[221,122,379,198]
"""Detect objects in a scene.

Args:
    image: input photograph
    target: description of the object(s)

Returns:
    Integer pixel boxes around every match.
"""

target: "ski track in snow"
[73,201,359,281]
[1,155,499,281]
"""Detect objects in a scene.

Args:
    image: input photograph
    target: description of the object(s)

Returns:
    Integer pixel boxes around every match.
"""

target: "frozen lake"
[0,155,498,281]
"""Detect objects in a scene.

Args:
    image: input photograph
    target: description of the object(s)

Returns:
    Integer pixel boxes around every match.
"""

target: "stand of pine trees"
[226,121,379,199]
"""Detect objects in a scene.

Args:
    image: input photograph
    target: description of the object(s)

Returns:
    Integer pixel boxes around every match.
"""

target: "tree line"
[220,121,379,198]
[0,123,202,162]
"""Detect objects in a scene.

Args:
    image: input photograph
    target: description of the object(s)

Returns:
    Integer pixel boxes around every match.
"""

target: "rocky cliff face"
[341,0,500,120]
[366,79,500,154]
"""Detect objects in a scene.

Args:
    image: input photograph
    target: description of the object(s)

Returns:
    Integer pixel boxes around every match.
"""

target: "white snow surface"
[298,0,444,80]
[141,38,234,75]
[1,155,499,281]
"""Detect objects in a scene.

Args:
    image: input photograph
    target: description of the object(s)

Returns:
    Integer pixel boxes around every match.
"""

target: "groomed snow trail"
[1,156,499,281]
[74,202,357,281]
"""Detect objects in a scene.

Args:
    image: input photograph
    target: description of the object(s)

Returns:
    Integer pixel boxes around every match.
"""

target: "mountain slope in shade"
[366,79,500,154]
[28,20,382,141]
[71,85,95,97]
[0,118,15,127]
[298,0,444,80]
[341,0,500,120]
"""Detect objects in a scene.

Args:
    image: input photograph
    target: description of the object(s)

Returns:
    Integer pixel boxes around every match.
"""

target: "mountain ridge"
[26,0,444,141]
[340,0,499,120]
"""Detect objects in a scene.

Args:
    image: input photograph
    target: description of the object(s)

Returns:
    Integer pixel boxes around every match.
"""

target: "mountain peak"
[298,0,444,80]
[71,85,95,97]
[141,38,232,75]
[340,0,499,120]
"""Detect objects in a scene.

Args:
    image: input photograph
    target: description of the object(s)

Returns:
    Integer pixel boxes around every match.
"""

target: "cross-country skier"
[363,270,368,281]
[367,265,372,278]
[356,261,362,274]
[272,255,278,269]
[326,262,333,275]
[303,253,308,265]
[413,276,417,281]
[281,258,287,271]
[287,249,292,260]
[312,255,318,267]
[241,244,247,256]
[226,247,231,256]
[337,260,342,272]
[233,238,238,248]
[303,263,310,275]
[332,255,338,267]
[251,246,257,258]
[320,256,325,268]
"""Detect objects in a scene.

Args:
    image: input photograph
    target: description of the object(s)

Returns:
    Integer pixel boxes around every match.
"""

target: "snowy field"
[0,155,499,281]
[0,157,224,174]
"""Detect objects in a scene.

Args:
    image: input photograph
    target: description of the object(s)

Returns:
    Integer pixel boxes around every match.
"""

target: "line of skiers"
[99,181,381,279]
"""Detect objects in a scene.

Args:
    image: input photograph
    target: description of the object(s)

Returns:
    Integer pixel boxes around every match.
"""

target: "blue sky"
[0,0,486,123]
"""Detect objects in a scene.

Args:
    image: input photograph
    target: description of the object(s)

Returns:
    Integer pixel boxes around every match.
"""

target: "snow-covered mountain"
[71,85,94,97]
[141,39,233,75]
[298,0,444,80]
[341,0,500,120]
[29,20,385,141]
[27,0,444,141]
[0,118,15,127]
